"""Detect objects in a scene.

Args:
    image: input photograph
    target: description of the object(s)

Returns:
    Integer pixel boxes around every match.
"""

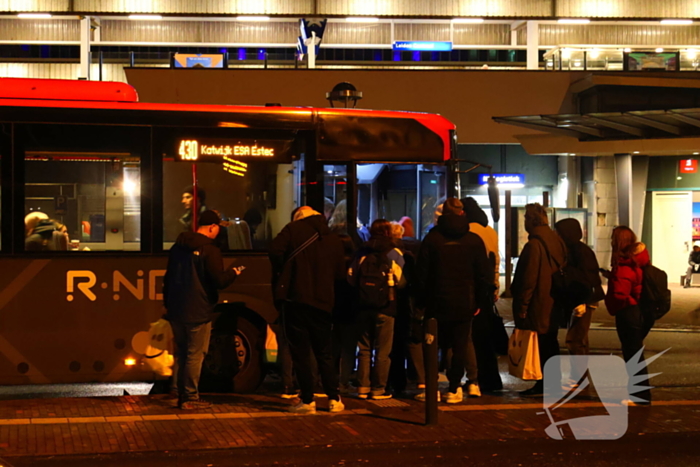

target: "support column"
[79,16,91,80]
[614,153,633,227]
[631,156,650,239]
[526,21,539,70]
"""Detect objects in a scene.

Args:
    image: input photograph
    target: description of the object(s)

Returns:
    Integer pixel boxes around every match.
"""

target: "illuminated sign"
[392,41,453,52]
[478,173,526,187]
[173,53,225,68]
[680,159,698,174]
[223,157,248,177]
[175,138,293,162]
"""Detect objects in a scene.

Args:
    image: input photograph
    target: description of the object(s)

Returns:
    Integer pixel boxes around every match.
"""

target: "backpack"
[639,264,672,321]
[534,237,593,307]
[356,251,393,310]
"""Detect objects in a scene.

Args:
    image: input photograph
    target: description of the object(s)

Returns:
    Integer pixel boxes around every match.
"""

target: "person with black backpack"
[348,219,406,400]
[554,218,605,386]
[163,210,243,410]
[604,226,656,406]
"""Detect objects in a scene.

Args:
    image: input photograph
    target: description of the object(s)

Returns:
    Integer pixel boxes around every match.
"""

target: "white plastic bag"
[144,318,174,377]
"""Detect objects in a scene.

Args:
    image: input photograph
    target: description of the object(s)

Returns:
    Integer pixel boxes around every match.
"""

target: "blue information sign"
[478,173,526,187]
[392,41,453,52]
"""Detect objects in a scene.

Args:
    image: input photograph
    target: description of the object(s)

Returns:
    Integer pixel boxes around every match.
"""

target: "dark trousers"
[357,311,395,396]
[438,319,477,393]
[472,309,503,392]
[615,305,653,402]
[332,321,359,387]
[538,327,561,392]
[566,305,595,380]
[170,320,212,402]
[285,302,340,404]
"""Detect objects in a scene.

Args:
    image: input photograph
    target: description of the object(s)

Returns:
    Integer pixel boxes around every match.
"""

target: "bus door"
[353,163,447,240]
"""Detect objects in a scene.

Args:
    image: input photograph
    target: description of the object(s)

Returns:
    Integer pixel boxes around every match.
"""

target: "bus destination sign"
[176,138,294,163]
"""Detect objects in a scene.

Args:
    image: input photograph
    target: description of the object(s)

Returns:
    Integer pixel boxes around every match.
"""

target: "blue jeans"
[357,311,395,396]
[170,320,212,402]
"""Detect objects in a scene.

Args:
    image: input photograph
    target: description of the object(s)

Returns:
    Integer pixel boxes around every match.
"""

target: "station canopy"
[493,108,700,157]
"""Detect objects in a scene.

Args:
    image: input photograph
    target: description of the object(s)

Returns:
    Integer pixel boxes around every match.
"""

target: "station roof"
[493,108,700,156]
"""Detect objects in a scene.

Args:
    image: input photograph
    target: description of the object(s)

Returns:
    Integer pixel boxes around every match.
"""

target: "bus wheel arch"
[202,303,267,394]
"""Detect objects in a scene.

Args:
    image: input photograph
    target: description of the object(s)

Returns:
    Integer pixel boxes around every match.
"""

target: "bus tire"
[202,316,264,394]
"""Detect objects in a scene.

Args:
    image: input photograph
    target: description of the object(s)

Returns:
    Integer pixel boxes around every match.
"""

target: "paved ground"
[1,384,700,464]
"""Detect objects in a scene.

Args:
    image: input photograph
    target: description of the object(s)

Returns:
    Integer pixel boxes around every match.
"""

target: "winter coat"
[555,218,605,305]
[512,225,567,334]
[605,243,649,316]
[416,214,492,322]
[348,236,407,316]
[469,223,500,294]
[163,231,238,324]
[688,250,700,266]
[269,214,345,313]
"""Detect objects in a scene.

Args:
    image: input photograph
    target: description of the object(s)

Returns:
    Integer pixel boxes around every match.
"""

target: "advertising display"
[172,53,225,68]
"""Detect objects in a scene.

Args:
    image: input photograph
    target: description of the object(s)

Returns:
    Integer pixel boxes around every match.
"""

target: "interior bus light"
[451,18,484,24]
[558,19,590,24]
[345,17,379,23]
[18,13,52,19]
[237,16,270,21]
[655,48,664,53]
[128,14,163,20]
[124,357,137,366]
[660,19,693,25]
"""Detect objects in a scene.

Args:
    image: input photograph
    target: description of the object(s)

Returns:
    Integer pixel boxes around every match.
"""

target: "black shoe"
[520,382,544,397]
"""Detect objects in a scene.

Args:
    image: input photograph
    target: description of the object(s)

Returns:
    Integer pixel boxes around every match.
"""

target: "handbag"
[507,328,542,381]
[273,232,320,303]
[490,305,510,356]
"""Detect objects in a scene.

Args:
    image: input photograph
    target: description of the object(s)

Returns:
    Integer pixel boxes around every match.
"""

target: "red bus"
[0,78,456,392]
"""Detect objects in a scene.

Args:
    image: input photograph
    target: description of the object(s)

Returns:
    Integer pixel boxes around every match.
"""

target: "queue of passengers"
[163,198,654,412]
[267,199,655,413]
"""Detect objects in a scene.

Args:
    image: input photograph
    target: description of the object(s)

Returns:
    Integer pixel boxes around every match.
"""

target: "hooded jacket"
[269,214,346,313]
[163,231,239,324]
[512,225,567,334]
[555,218,605,305]
[605,242,649,315]
[416,213,491,321]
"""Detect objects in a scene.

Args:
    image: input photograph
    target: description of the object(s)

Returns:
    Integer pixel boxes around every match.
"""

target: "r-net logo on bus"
[66,270,166,302]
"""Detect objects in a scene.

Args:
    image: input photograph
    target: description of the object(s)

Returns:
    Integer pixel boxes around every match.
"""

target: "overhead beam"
[666,111,700,129]
[492,118,584,139]
[583,116,645,137]
[623,113,682,135]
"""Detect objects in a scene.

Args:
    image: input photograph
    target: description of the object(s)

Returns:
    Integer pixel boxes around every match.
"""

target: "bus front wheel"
[202,316,264,394]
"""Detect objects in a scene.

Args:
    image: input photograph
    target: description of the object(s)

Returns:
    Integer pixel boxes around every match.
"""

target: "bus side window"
[162,160,296,252]
[22,124,143,252]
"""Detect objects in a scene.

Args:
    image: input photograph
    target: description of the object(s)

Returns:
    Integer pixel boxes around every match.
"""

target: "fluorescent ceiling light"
[661,19,693,25]
[345,17,379,23]
[655,48,664,53]
[128,14,163,20]
[236,16,270,21]
[451,18,484,24]
[17,13,52,19]
[558,19,590,24]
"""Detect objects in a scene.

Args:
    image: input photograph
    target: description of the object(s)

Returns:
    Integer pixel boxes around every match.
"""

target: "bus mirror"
[487,176,500,223]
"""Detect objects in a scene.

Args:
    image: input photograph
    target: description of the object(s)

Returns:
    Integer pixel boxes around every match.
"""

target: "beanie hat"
[198,210,221,227]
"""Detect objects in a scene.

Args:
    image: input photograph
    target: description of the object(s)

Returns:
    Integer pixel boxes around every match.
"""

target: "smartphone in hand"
[234,265,246,275]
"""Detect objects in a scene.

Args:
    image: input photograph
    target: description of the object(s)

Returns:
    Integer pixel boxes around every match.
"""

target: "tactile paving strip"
[367,399,410,408]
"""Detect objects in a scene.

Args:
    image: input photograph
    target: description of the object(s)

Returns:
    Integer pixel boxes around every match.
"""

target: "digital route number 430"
[179,140,199,161]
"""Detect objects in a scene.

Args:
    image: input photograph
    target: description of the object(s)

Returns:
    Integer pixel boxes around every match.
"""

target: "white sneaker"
[289,401,317,414]
[414,391,441,402]
[445,387,463,404]
[467,383,481,398]
[329,398,345,413]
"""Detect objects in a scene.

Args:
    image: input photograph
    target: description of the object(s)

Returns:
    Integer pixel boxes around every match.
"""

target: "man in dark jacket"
[163,210,242,409]
[684,242,700,287]
[512,203,567,396]
[416,198,492,403]
[269,206,346,414]
[555,218,605,385]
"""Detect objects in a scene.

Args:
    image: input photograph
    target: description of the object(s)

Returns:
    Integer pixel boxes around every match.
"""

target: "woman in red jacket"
[604,226,652,405]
